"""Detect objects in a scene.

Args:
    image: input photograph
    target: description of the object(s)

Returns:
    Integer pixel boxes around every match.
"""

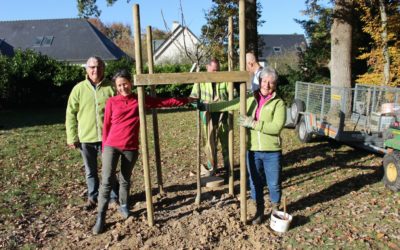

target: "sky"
[0,0,308,36]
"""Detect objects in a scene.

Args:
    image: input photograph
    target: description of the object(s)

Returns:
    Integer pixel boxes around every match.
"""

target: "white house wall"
[155,28,201,65]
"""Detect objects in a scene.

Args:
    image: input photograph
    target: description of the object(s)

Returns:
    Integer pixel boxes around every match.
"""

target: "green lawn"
[0,108,399,249]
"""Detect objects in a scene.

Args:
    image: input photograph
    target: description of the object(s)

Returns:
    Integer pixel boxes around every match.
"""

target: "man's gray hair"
[85,56,105,69]
[259,66,278,83]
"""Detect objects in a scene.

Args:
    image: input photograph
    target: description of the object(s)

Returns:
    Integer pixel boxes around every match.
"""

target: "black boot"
[92,213,105,235]
[252,202,265,225]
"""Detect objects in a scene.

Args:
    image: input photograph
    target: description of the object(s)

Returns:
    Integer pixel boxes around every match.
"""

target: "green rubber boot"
[92,214,105,235]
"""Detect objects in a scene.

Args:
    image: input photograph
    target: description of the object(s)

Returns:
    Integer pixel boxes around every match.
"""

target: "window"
[42,36,54,46]
[33,36,43,47]
[273,47,281,53]
[33,36,54,47]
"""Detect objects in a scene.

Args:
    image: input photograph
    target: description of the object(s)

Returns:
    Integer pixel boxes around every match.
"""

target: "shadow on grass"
[0,108,66,130]
[0,107,196,130]
[287,166,383,213]
[282,143,375,187]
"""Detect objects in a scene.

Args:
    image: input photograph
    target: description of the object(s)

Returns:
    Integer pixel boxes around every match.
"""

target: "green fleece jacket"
[190,81,230,124]
[208,92,286,151]
[190,82,229,101]
[65,78,115,144]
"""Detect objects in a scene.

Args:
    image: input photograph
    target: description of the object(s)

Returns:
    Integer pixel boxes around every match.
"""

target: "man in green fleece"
[65,56,118,210]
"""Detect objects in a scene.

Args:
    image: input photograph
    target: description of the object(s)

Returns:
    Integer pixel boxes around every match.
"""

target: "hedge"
[0,50,297,108]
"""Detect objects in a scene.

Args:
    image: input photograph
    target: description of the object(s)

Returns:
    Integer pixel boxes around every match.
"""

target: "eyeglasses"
[87,65,102,69]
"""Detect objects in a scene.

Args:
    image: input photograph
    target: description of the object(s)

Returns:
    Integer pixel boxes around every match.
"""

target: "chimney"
[172,21,180,31]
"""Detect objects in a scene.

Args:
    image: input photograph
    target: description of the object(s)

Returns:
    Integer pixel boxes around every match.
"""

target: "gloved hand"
[191,100,208,111]
[238,115,256,129]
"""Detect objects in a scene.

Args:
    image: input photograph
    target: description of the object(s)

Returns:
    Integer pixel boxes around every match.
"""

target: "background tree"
[357,0,400,86]
[330,0,353,115]
[295,6,332,83]
[245,0,259,56]
[88,18,135,58]
[77,0,263,66]
[330,0,353,88]
[200,0,264,65]
[297,1,371,86]
[77,0,119,18]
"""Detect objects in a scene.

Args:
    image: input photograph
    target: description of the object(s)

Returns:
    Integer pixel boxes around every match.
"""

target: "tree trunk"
[330,0,353,116]
[245,0,258,56]
[379,0,390,86]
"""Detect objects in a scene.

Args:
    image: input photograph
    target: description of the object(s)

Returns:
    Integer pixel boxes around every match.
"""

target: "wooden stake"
[239,0,247,224]
[228,16,234,195]
[195,103,202,205]
[133,4,154,227]
[135,71,248,86]
[146,26,164,195]
[283,197,288,220]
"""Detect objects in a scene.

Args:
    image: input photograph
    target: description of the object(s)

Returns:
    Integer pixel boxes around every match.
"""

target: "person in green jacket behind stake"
[199,66,286,225]
[190,58,231,180]
[65,56,118,210]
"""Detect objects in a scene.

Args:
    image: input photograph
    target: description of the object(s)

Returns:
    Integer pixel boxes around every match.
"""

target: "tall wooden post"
[228,16,235,195]
[239,0,247,224]
[146,26,164,195]
[133,4,154,226]
[195,94,202,205]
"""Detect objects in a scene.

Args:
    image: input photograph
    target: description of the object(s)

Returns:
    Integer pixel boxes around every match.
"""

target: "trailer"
[286,81,400,191]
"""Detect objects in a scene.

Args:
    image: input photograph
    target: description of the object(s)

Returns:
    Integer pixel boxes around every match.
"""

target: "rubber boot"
[92,213,106,235]
[252,202,265,225]
[119,204,130,219]
[223,164,230,184]
[272,203,280,213]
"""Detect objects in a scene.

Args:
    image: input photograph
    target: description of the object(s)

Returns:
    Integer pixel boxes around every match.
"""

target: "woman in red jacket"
[93,69,192,234]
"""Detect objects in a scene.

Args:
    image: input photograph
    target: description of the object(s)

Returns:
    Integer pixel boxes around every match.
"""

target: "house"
[0,18,129,64]
[153,21,204,65]
[258,34,307,64]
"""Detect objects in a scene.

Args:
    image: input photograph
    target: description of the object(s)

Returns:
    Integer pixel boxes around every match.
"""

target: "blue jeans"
[80,143,118,202]
[247,150,282,204]
[97,146,138,214]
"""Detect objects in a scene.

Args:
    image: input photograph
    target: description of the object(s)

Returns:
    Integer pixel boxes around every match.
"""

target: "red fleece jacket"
[102,94,188,150]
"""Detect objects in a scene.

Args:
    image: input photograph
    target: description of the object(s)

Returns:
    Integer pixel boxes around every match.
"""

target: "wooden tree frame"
[132,0,248,226]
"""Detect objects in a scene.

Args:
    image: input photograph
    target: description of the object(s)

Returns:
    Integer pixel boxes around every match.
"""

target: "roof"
[258,34,307,60]
[0,18,129,64]
[0,39,14,56]
[152,39,165,51]
[153,23,201,62]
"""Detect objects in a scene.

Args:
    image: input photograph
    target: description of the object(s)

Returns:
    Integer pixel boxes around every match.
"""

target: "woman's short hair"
[112,69,132,83]
[259,66,278,84]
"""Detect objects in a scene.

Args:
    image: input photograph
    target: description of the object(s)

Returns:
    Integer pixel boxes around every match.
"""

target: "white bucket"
[270,211,293,233]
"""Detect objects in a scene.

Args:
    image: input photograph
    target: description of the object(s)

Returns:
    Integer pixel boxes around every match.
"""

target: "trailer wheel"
[296,116,312,143]
[290,99,305,125]
[383,152,400,192]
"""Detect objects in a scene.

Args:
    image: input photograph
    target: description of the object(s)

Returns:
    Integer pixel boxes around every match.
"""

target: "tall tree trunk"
[245,0,258,56]
[379,0,390,86]
[330,0,353,116]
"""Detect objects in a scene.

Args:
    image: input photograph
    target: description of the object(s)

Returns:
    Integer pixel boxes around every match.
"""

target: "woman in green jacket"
[204,67,286,225]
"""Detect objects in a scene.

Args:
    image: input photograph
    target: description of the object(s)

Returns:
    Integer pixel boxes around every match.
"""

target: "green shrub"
[105,56,134,80]
[149,64,194,97]
[0,55,12,106]
[0,50,297,108]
